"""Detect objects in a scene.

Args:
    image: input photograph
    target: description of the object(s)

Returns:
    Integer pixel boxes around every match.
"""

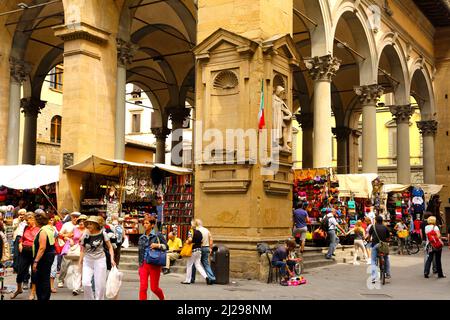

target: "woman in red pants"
[138,217,167,300]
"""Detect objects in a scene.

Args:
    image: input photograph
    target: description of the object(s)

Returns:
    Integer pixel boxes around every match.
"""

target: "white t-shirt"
[13,220,27,239]
[425,225,440,246]
[198,226,211,247]
[396,222,406,231]
[60,221,76,235]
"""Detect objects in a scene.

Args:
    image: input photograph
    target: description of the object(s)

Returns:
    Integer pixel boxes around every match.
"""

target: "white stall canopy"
[336,173,378,198]
[0,165,59,190]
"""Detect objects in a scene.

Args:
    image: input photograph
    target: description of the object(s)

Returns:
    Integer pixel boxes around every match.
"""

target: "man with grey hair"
[191,219,216,284]
[57,211,81,288]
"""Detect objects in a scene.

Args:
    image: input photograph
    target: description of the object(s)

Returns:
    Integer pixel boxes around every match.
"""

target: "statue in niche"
[272,85,292,152]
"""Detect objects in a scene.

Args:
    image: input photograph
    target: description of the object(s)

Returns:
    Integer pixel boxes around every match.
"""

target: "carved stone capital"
[417,120,438,136]
[351,129,362,139]
[303,55,341,82]
[332,127,353,141]
[20,98,46,117]
[117,39,138,66]
[9,58,32,84]
[390,105,414,124]
[354,84,384,106]
[295,112,313,130]
[167,107,191,124]
[151,127,171,140]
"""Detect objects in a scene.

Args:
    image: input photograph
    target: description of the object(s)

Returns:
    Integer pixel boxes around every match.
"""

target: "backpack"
[427,227,443,250]
[320,216,329,232]
[256,242,270,255]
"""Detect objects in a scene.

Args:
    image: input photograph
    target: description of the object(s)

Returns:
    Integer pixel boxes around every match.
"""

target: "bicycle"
[389,234,420,255]
[376,251,387,285]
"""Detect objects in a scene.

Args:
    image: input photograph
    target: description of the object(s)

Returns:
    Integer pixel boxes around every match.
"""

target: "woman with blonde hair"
[347,220,370,265]
[424,216,445,278]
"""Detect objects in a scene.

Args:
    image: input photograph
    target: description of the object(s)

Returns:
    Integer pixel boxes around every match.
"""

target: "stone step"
[303,258,337,270]
[118,262,139,271]
[119,255,139,263]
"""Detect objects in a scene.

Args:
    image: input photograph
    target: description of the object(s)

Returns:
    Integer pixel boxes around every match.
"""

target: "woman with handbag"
[138,216,167,300]
[424,216,445,278]
[32,210,56,301]
[346,220,370,265]
[66,215,87,296]
[79,216,116,300]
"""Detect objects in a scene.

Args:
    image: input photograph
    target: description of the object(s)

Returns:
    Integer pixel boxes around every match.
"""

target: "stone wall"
[36,142,61,165]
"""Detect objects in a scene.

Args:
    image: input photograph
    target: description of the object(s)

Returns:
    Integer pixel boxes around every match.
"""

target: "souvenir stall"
[66,156,193,246]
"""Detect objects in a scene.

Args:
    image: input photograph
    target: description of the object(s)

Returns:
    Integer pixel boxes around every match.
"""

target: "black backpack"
[256,243,270,255]
[320,216,330,232]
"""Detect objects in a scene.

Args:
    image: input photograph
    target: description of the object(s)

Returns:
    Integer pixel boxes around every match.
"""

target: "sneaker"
[353,262,360,266]
[325,255,332,260]
[72,290,79,296]
[371,279,376,284]
[181,281,191,285]
[385,274,391,279]
[22,282,28,290]
[162,268,170,275]
[366,260,371,265]
[57,281,64,288]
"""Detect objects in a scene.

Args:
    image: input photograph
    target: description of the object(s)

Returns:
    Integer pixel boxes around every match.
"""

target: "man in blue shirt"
[156,197,163,231]
[293,202,309,253]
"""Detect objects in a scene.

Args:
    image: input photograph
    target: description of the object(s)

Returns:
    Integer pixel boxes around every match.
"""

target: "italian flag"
[258,80,265,130]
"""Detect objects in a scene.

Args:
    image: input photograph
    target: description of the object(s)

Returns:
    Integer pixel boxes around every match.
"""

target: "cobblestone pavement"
[3,247,450,300]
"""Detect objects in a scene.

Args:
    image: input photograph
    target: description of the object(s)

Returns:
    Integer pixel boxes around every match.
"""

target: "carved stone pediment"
[262,34,300,67]
[193,28,259,61]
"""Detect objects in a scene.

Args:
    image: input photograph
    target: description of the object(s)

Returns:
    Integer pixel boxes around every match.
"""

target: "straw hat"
[85,215,105,228]
[77,215,88,224]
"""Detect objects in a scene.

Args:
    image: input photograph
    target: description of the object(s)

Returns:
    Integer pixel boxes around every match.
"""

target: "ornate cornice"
[390,104,414,124]
[417,120,438,136]
[295,112,313,129]
[53,22,110,45]
[332,127,353,141]
[20,98,46,117]
[9,58,32,84]
[151,127,171,139]
[117,39,138,66]
[354,84,384,106]
[303,55,341,82]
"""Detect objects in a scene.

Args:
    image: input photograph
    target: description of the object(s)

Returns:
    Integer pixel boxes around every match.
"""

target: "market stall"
[66,155,193,245]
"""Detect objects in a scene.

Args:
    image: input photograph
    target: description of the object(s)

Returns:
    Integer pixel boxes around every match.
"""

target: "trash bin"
[210,245,229,284]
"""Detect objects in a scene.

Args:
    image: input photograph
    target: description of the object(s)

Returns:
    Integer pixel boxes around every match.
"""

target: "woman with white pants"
[78,216,115,300]
[347,221,370,265]
[181,221,211,285]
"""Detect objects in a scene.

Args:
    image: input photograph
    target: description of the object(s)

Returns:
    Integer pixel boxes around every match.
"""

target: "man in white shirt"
[325,209,346,259]
[57,211,80,288]
[191,219,216,284]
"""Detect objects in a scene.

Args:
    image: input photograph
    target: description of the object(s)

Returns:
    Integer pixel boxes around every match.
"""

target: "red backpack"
[427,227,443,250]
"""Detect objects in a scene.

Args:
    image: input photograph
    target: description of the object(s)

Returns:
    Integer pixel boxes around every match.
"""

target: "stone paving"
[2,247,450,300]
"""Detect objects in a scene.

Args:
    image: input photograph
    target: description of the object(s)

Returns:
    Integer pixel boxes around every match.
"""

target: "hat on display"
[77,215,88,223]
[61,208,70,215]
[85,215,105,228]
[70,211,81,217]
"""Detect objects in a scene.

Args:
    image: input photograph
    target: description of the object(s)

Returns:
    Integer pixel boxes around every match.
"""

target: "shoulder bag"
[373,224,390,255]
[144,234,167,266]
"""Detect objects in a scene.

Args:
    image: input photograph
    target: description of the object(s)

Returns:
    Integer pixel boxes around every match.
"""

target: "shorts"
[293,227,308,241]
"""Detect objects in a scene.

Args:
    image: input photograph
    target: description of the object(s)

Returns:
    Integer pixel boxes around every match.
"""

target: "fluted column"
[115,39,138,160]
[21,98,46,165]
[295,112,313,169]
[332,126,352,174]
[167,107,190,166]
[151,127,171,164]
[354,84,383,174]
[390,105,414,184]
[417,120,437,184]
[7,58,31,164]
[304,55,340,168]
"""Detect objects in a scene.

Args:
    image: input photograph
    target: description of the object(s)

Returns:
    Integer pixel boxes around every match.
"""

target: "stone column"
[417,120,438,184]
[354,84,383,174]
[304,55,340,169]
[295,112,313,169]
[167,107,190,166]
[151,127,170,164]
[21,98,46,165]
[390,105,414,184]
[350,129,362,173]
[332,126,352,174]
[115,39,137,160]
[7,58,31,164]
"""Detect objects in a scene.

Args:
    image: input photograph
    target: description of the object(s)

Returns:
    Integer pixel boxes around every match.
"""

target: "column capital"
[167,107,191,124]
[390,104,414,124]
[9,57,32,84]
[295,112,313,129]
[417,120,438,136]
[303,55,341,82]
[151,127,171,139]
[332,126,353,141]
[117,39,138,66]
[20,98,46,117]
[351,129,362,139]
[354,84,384,106]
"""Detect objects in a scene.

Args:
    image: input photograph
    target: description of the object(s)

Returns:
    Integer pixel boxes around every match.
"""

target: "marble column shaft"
[21,98,46,165]
[417,120,438,184]
[295,112,313,169]
[332,126,352,174]
[304,55,340,169]
[168,107,190,166]
[152,127,171,164]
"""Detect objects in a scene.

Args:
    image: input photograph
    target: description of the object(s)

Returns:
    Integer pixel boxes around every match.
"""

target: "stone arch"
[377,35,409,105]
[331,1,377,84]
[31,46,64,98]
[409,61,435,119]
[179,66,195,107]
[127,80,163,129]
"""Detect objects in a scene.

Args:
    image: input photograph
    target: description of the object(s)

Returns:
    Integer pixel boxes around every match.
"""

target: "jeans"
[326,230,339,258]
[191,247,216,282]
[423,242,437,272]
[35,252,54,301]
[272,260,296,278]
[139,262,165,300]
[82,256,107,300]
[424,248,443,276]
[371,243,391,281]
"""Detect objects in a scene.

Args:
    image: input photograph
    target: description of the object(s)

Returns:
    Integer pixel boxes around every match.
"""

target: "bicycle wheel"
[294,261,304,276]
[379,256,385,285]
[407,241,420,255]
